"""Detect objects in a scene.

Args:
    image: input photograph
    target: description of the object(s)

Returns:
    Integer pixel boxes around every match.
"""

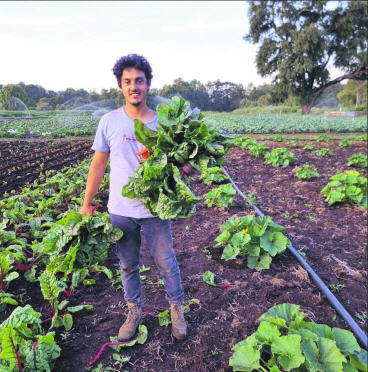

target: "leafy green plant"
[0,305,61,371]
[303,143,314,151]
[214,215,289,271]
[355,135,367,141]
[232,136,257,150]
[328,283,346,293]
[157,310,171,326]
[316,134,330,142]
[348,153,367,168]
[293,163,320,180]
[229,303,367,372]
[203,270,217,287]
[264,148,297,167]
[0,253,19,311]
[122,96,233,219]
[315,147,333,157]
[43,211,123,282]
[286,140,298,148]
[199,166,228,185]
[321,170,367,208]
[273,134,285,142]
[339,139,352,147]
[248,143,270,157]
[205,184,236,208]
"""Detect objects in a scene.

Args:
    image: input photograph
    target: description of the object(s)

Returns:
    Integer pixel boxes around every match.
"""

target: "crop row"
[1,111,367,140]
[205,113,367,134]
[0,112,99,138]
[0,140,93,197]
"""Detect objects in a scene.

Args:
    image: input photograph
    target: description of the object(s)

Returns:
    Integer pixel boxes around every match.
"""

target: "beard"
[130,100,142,107]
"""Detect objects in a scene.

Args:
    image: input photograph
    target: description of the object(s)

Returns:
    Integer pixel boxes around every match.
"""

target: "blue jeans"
[109,214,185,306]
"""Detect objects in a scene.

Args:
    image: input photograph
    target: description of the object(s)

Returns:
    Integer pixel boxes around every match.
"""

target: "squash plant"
[214,215,289,271]
[321,170,367,208]
[293,163,320,180]
[264,148,297,167]
[348,153,367,168]
[315,148,333,157]
[229,303,367,372]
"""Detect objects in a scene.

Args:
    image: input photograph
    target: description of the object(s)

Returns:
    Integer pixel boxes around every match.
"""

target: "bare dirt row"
[0,139,93,197]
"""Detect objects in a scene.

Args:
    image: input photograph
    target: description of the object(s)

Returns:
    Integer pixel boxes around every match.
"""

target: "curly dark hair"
[112,54,153,88]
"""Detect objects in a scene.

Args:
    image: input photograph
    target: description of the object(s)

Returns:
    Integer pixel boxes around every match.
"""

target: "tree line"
[0,78,365,114]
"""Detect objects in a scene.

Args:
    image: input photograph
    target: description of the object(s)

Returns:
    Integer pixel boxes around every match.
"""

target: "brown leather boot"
[170,303,187,340]
[118,302,142,341]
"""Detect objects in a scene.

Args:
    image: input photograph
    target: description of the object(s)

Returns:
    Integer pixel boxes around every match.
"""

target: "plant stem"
[9,334,23,372]
[0,267,3,291]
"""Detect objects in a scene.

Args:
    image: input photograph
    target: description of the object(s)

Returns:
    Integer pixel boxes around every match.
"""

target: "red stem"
[41,317,52,324]
[0,267,3,291]
[9,335,23,372]
[89,341,135,366]
[219,284,233,287]
[142,312,158,317]
[64,289,73,297]
[33,341,38,369]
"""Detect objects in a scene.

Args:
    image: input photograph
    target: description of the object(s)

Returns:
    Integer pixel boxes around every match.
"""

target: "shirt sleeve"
[92,117,110,152]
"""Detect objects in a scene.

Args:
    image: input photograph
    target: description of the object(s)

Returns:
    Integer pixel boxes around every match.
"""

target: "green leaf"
[260,231,287,256]
[349,349,367,372]
[255,321,281,344]
[157,310,171,326]
[222,244,240,260]
[3,272,19,283]
[271,334,305,371]
[203,270,217,287]
[332,328,361,354]
[316,337,347,372]
[247,253,272,271]
[83,279,95,286]
[260,303,306,329]
[343,363,359,372]
[24,265,37,283]
[229,334,261,371]
[67,305,93,313]
[62,313,73,331]
[39,269,61,302]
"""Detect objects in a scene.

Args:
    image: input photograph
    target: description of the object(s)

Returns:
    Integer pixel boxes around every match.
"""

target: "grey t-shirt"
[92,107,158,218]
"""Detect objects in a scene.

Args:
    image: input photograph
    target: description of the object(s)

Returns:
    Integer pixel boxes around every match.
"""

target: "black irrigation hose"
[221,165,368,349]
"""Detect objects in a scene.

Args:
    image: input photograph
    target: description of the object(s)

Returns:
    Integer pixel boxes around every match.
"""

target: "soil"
[0,139,367,372]
[0,139,93,197]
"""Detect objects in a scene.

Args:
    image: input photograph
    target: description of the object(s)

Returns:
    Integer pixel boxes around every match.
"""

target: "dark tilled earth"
[1,140,367,372]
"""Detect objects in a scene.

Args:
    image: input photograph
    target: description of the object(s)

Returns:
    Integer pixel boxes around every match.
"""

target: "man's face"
[120,67,150,107]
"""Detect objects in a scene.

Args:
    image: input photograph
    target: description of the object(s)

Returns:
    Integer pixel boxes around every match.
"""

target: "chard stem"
[9,334,23,372]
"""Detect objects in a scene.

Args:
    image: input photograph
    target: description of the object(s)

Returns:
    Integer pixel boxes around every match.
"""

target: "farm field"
[0,139,93,197]
[205,113,367,134]
[0,110,366,138]
[0,137,366,371]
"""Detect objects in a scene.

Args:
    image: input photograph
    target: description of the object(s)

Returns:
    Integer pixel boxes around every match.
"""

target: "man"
[79,54,188,341]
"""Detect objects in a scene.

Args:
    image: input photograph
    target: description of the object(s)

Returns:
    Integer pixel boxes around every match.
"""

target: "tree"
[337,80,367,107]
[245,1,368,114]
[206,80,246,111]
[159,78,211,110]
[0,84,33,110]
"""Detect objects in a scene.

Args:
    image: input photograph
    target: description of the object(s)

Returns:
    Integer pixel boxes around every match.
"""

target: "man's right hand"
[79,205,93,216]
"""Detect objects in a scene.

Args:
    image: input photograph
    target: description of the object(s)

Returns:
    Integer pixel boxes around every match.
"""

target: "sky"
[0,1,271,93]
